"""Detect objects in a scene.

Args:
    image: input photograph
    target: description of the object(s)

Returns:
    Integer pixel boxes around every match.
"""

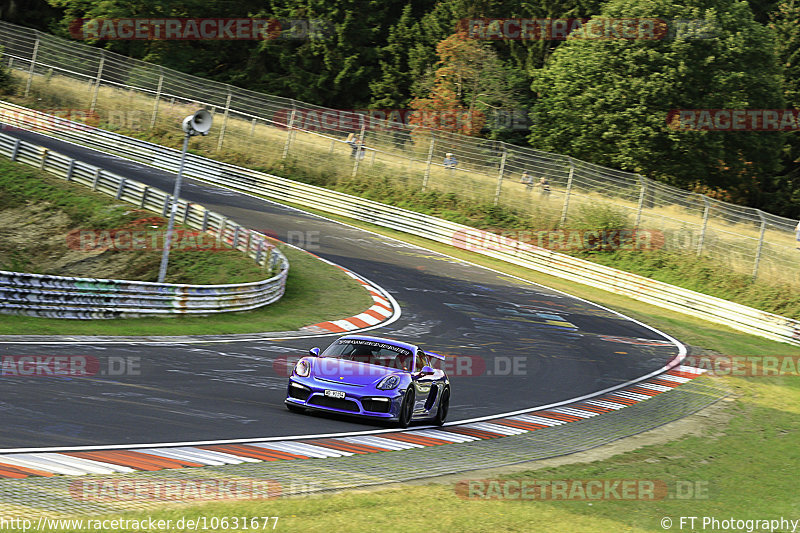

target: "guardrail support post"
[216,89,232,151]
[634,175,646,230]
[183,202,191,224]
[493,146,507,206]
[150,68,164,129]
[162,194,170,216]
[91,168,101,190]
[250,118,257,137]
[141,186,149,208]
[39,148,48,170]
[697,196,710,256]
[24,32,40,98]
[115,178,125,199]
[218,217,228,246]
[10,139,20,162]
[282,108,296,160]
[255,238,264,265]
[65,159,75,181]
[752,212,767,282]
[90,50,105,113]
[201,210,209,231]
[559,157,574,227]
[233,226,240,249]
[422,133,435,191]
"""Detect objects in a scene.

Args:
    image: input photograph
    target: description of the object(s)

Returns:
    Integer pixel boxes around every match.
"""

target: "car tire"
[398,388,415,428]
[433,387,450,426]
[286,403,305,414]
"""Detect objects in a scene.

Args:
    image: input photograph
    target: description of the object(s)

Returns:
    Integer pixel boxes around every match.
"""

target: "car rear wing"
[424,351,445,361]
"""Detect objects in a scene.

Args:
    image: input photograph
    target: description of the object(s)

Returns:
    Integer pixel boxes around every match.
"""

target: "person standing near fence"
[520,170,534,190]
[537,176,551,199]
[444,152,458,170]
[345,133,358,158]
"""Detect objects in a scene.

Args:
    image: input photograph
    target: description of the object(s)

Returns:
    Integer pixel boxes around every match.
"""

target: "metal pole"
[282,108,296,159]
[634,175,646,230]
[157,133,190,283]
[24,33,40,98]
[216,89,232,151]
[150,68,164,129]
[351,118,366,178]
[696,196,710,256]
[751,212,767,282]
[422,133,435,191]
[559,157,575,227]
[493,146,507,206]
[90,50,105,113]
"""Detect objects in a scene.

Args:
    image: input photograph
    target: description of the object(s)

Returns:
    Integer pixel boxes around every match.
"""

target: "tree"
[409,31,519,136]
[529,0,786,205]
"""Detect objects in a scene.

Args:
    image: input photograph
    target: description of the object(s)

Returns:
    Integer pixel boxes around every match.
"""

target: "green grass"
[0,158,372,335]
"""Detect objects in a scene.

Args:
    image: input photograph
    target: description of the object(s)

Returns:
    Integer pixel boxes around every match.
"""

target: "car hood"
[311,358,399,386]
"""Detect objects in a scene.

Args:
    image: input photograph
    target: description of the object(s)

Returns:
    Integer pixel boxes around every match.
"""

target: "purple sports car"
[285,335,450,427]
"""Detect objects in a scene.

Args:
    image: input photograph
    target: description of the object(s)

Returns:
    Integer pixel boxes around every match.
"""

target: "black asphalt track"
[0,128,683,448]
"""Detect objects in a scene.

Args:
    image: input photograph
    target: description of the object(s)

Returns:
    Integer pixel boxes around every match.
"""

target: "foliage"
[529,0,786,207]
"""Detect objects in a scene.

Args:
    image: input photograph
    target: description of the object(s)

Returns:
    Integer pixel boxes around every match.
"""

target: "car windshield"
[322,339,415,371]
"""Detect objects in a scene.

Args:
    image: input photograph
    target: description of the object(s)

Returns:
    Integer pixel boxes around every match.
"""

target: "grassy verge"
[0,159,372,335]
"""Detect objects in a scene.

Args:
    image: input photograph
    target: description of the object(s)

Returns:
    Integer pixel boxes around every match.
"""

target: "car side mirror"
[420,365,435,376]
[309,347,321,357]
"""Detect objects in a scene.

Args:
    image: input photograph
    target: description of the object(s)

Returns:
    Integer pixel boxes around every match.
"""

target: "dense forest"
[2,0,799,217]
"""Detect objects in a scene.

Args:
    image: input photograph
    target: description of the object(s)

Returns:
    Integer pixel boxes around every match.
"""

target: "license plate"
[324,389,345,399]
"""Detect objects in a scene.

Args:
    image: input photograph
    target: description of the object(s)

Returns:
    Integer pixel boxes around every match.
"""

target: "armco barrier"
[0,131,288,319]
[1,103,799,344]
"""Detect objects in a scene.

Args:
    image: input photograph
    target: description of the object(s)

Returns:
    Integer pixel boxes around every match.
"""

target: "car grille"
[308,395,359,412]
[288,383,311,401]
[361,398,392,413]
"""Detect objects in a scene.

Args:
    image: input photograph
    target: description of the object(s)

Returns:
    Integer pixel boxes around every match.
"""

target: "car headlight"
[376,375,399,390]
[294,359,311,377]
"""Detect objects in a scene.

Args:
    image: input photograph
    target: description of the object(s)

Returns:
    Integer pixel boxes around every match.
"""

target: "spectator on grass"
[537,176,551,200]
[520,170,534,190]
[443,152,458,170]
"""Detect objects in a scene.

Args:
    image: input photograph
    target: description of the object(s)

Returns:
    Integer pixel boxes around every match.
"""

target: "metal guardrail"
[1,104,796,342]
[0,131,288,319]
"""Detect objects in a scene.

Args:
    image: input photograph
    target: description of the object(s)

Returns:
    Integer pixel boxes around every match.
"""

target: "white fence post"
[150,68,164,129]
[493,146,507,206]
[351,117,366,178]
[559,157,574,227]
[90,50,105,113]
[634,176,646,230]
[697,196,710,256]
[24,32,40,98]
[422,133,435,191]
[752,212,767,281]
[217,88,232,151]
[282,109,296,160]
